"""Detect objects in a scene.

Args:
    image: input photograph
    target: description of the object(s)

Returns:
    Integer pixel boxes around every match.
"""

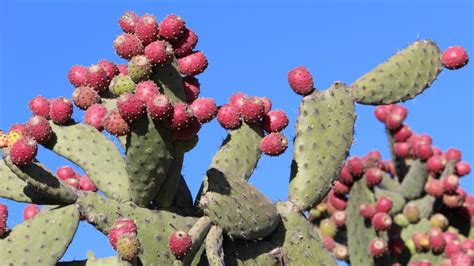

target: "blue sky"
[0,0,473,262]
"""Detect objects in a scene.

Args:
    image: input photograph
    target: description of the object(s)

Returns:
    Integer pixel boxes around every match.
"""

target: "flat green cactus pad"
[400,159,428,200]
[351,40,442,105]
[0,205,80,265]
[154,154,184,208]
[45,122,131,202]
[151,60,187,103]
[57,252,131,266]
[205,226,225,266]
[223,238,283,265]
[289,82,355,210]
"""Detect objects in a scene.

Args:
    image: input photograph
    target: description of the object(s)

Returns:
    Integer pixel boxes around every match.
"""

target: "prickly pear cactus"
[0,9,470,266]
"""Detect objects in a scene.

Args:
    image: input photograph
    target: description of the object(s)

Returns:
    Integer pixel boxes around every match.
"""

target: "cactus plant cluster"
[0,9,470,265]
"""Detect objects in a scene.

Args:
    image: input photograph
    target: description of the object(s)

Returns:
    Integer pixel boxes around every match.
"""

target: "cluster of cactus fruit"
[0,9,470,265]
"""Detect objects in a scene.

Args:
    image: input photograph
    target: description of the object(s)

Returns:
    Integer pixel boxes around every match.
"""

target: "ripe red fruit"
[259,132,288,156]
[103,110,130,136]
[117,93,146,122]
[444,148,462,163]
[394,142,411,158]
[455,161,471,177]
[146,94,173,121]
[427,155,446,173]
[333,180,350,195]
[359,203,376,219]
[65,178,80,189]
[159,14,186,42]
[135,14,160,46]
[287,66,314,96]
[49,97,73,124]
[144,40,174,66]
[425,179,445,198]
[190,98,218,124]
[413,142,433,161]
[117,64,128,75]
[328,190,348,211]
[183,76,200,103]
[442,46,469,70]
[217,104,241,130]
[331,210,346,227]
[172,117,201,141]
[450,252,472,266]
[29,95,50,119]
[322,236,335,252]
[72,86,101,110]
[445,240,462,258]
[346,157,364,177]
[260,97,272,114]
[412,232,430,251]
[375,196,393,213]
[26,116,52,144]
[443,191,465,208]
[263,110,289,133]
[177,51,208,76]
[135,80,160,103]
[109,218,138,250]
[370,238,387,257]
[0,203,7,236]
[86,65,110,92]
[173,28,198,57]
[241,97,265,124]
[164,103,194,130]
[9,138,37,165]
[339,165,354,185]
[374,105,391,122]
[84,104,108,131]
[392,125,412,142]
[443,174,460,193]
[97,60,120,81]
[57,166,76,181]
[118,11,140,33]
[23,204,40,220]
[229,92,248,111]
[79,175,97,192]
[371,212,392,231]
[113,34,145,60]
[168,230,193,259]
[428,228,446,252]
[385,113,404,130]
[365,167,383,187]
[67,65,89,87]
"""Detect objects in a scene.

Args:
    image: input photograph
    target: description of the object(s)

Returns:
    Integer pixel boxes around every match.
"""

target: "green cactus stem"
[399,159,428,200]
[205,226,225,266]
[154,154,184,208]
[151,60,187,103]
[181,216,212,265]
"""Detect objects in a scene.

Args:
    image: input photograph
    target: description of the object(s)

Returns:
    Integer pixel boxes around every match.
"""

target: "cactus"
[0,9,470,265]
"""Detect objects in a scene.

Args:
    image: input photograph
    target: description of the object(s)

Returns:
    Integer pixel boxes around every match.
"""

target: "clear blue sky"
[0,0,473,262]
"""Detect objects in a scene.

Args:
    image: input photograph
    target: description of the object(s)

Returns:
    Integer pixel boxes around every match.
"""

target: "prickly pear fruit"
[263,110,289,133]
[455,161,471,176]
[110,75,136,96]
[49,97,73,124]
[86,64,110,92]
[360,203,376,219]
[172,117,201,141]
[135,80,160,102]
[26,116,52,144]
[146,94,173,121]
[79,175,97,192]
[241,96,265,124]
[135,14,159,46]
[287,66,314,96]
[23,204,40,220]
[190,98,217,123]
[183,76,200,103]
[67,65,89,87]
[375,196,393,213]
[217,104,241,129]
[9,138,37,165]
[84,104,108,131]
[372,212,392,231]
[442,46,469,70]
[177,51,208,76]
[164,103,194,130]
[168,230,192,259]
[370,238,387,257]
[98,60,120,81]
[128,55,152,82]
[72,86,100,110]
[56,166,75,181]
[28,95,50,119]
[259,132,288,156]
[118,11,140,33]
[113,33,144,60]
[103,110,130,136]
[109,218,138,250]
[117,93,146,122]
[173,28,198,57]
[159,14,186,42]
[144,40,173,66]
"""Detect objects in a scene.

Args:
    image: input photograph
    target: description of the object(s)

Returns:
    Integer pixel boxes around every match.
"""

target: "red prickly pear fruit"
[64,178,80,189]
[425,178,445,198]
[287,66,314,96]
[72,86,101,110]
[183,76,200,103]
[392,125,412,142]
[135,80,160,103]
[241,96,265,124]
[86,65,110,92]
[331,210,346,227]
[385,112,404,130]
[164,103,194,130]
[333,180,349,195]
[29,95,50,119]
[259,132,288,156]
[26,116,52,144]
[113,34,145,60]
[117,64,129,75]
[430,213,449,230]
[23,204,40,220]
[442,46,469,70]
[450,252,472,266]
[168,230,193,259]
[445,240,462,258]
[9,138,37,165]
[328,190,347,211]
[375,196,393,213]
[144,40,174,66]
[217,104,241,130]
[79,175,97,192]
[412,232,430,251]
[103,110,130,137]
[146,94,173,121]
[462,239,474,252]
[117,234,141,261]
[322,236,335,252]
[7,124,31,147]
[444,148,462,163]
[159,14,186,42]
[429,228,447,252]
[67,65,90,87]
[391,105,408,119]
[177,51,208,76]
[394,142,411,158]
[98,60,120,81]
[57,166,76,180]
[229,92,248,111]
[190,98,218,124]
[263,110,289,133]
[427,155,446,173]
[403,203,421,223]
[443,190,465,208]
[418,261,433,266]
[367,150,382,161]
[374,105,391,122]
[109,218,138,250]
[365,167,383,187]
[369,238,387,257]
[135,14,159,46]
[333,245,349,261]
[346,157,364,177]
[419,133,433,145]
[49,97,73,124]
[371,212,392,231]
[432,146,443,156]
[455,162,471,177]
[339,165,354,186]
[84,104,108,131]
[117,93,146,122]
[319,218,337,237]
[118,11,140,33]
[414,142,433,161]
[173,28,198,57]
[359,203,376,219]
[443,174,460,193]
[260,97,272,114]
[172,117,201,141]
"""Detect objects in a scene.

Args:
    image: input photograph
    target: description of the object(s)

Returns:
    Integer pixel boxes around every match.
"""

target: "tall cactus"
[0,9,470,265]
